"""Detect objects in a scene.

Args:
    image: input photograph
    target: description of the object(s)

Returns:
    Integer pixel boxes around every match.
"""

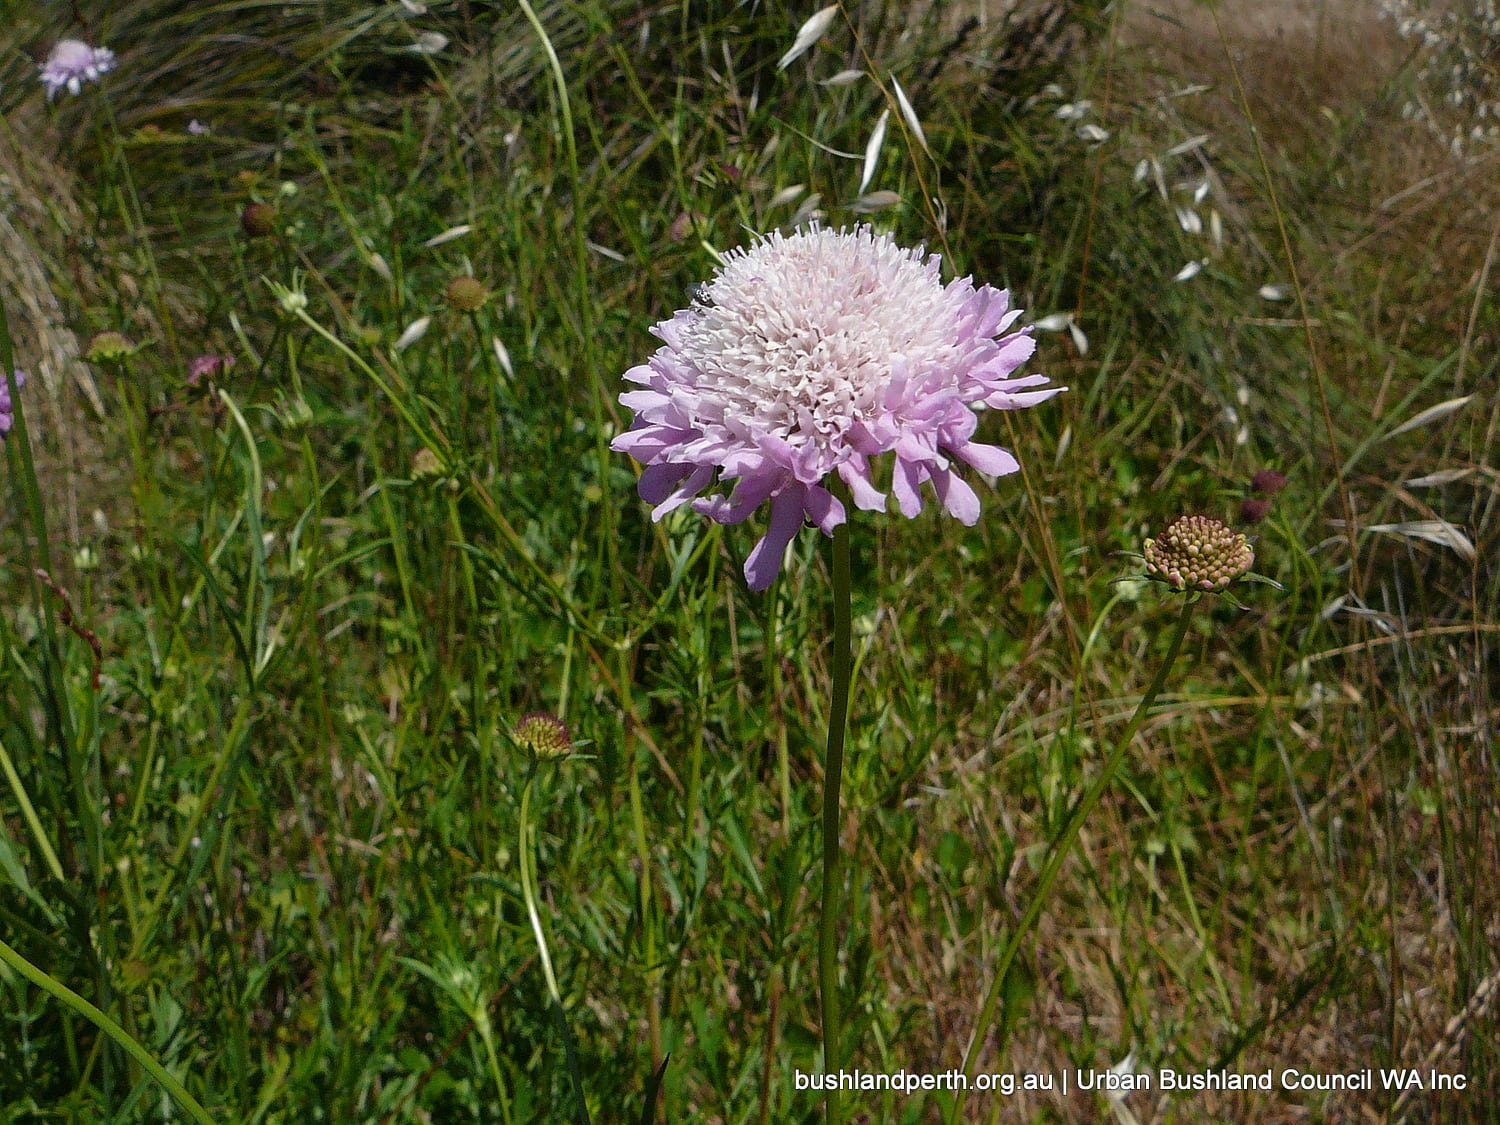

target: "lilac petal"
[744,487,806,590]
[936,403,979,445]
[891,457,925,518]
[985,371,1052,392]
[960,286,1013,337]
[619,389,669,414]
[612,425,697,462]
[976,334,1037,377]
[649,465,714,519]
[802,483,846,533]
[896,431,939,465]
[695,470,782,525]
[953,440,1019,478]
[985,385,1066,410]
[638,462,694,504]
[932,468,981,525]
[837,459,887,511]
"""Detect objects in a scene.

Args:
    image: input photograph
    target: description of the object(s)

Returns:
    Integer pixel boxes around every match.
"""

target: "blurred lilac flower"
[1240,497,1273,524]
[187,353,235,387]
[1251,468,1287,495]
[611,224,1062,590]
[1,370,26,439]
[186,119,211,136]
[39,39,116,100]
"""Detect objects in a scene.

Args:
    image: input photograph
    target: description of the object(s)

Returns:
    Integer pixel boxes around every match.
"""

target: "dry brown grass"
[0,117,109,547]
[874,2,1500,1121]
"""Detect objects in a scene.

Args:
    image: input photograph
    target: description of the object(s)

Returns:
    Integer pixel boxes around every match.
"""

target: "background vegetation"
[0,0,1494,1121]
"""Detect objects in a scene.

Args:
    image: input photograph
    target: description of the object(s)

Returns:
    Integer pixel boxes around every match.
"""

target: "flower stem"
[519,773,591,1125]
[519,775,563,1008]
[820,511,854,1124]
[0,937,217,1125]
[947,596,1197,1124]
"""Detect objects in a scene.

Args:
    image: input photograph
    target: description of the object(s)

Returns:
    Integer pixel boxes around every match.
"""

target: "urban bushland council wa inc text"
[795,1067,1467,1096]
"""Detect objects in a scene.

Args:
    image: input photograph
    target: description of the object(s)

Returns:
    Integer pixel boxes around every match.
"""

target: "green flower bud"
[84,330,138,363]
[513,712,572,760]
[445,275,489,313]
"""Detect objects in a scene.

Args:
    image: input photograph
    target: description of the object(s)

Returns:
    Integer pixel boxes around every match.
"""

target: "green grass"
[1,0,1496,1122]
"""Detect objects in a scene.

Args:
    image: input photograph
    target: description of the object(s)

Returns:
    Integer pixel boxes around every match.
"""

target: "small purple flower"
[1251,469,1287,495]
[187,353,235,387]
[611,224,1063,589]
[186,119,211,136]
[1,370,26,439]
[39,39,116,100]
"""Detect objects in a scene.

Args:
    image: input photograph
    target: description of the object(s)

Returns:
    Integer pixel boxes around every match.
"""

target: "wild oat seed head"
[611,224,1062,590]
[1143,515,1254,592]
[514,712,573,760]
[85,331,136,363]
[39,39,116,100]
[241,202,277,239]
[445,276,488,313]
[1,370,25,439]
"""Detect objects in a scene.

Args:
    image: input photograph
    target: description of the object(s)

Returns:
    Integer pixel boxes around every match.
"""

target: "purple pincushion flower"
[611,224,1063,590]
[39,39,116,100]
[1,370,25,439]
[187,353,235,387]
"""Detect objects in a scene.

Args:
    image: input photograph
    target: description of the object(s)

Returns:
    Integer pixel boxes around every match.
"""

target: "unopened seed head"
[445,275,488,313]
[85,330,136,363]
[1143,514,1254,592]
[514,712,572,760]
[241,202,277,238]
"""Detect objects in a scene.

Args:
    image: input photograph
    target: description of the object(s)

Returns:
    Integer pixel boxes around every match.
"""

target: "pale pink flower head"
[39,39,116,100]
[611,224,1062,590]
[187,353,235,387]
[1,370,26,439]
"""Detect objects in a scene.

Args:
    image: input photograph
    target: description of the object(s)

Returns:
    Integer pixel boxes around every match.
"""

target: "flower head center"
[677,227,961,455]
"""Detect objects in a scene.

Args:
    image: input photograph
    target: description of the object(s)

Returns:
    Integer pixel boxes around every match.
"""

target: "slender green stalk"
[624,684,663,1072]
[519,775,563,1008]
[947,596,1197,1124]
[819,510,854,1125]
[518,772,591,1125]
[0,937,218,1125]
[0,736,66,886]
